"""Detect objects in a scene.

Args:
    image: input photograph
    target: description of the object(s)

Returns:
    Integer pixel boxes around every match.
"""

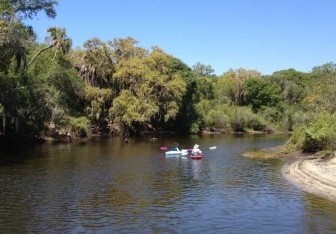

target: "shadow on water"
[0,139,44,167]
[302,194,336,233]
[0,136,113,167]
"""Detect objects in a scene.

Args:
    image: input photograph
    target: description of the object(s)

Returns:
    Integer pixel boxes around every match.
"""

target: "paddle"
[161,146,216,151]
[201,146,217,151]
[160,146,188,151]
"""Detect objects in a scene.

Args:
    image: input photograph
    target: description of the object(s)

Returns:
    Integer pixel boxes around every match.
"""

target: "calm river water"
[1,134,336,233]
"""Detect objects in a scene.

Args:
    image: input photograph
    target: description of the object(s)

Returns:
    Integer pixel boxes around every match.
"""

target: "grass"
[243,146,287,160]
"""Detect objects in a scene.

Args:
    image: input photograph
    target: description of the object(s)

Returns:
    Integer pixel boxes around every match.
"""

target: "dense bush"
[1,0,336,144]
[285,112,336,152]
[229,106,269,132]
[194,101,269,133]
[69,117,90,137]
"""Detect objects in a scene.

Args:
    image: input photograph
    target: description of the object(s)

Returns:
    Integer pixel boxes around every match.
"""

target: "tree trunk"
[26,45,53,70]
[15,117,19,133]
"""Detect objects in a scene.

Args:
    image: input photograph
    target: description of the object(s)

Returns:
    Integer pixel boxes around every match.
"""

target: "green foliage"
[258,106,282,124]
[26,27,72,70]
[204,109,231,130]
[192,62,215,77]
[267,69,311,105]
[196,100,231,131]
[169,57,198,132]
[311,62,336,76]
[194,100,269,133]
[194,77,215,101]
[69,116,90,137]
[0,20,35,73]
[144,48,187,126]
[301,68,336,113]
[281,105,307,131]
[245,78,282,111]
[109,90,158,128]
[286,112,336,152]
[219,68,262,105]
[190,122,201,134]
[284,127,305,152]
[2,0,336,145]
[0,1,57,22]
[10,80,52,135]
[214,77,236,104]
[229,106,268,132]
[247,114,269,132]
[85,86,113,122]
[26,45,85,127]
[0,0,58,74]
[72,39,188,134]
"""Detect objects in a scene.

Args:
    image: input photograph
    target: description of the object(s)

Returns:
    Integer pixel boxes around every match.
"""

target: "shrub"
[229,107,249,132]
[190,122,200,133]
[247,114,269,131]
[284,127,305,152]
[204,109,231,131]
[230,106,269,132]
[285,112,336,152]
[259,106,282,126]
[69,117,90,137]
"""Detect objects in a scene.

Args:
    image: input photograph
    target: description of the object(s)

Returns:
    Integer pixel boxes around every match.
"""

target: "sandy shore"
[282,154,336,203]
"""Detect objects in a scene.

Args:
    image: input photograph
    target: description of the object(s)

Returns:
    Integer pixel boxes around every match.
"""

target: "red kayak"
[191,153,203,160]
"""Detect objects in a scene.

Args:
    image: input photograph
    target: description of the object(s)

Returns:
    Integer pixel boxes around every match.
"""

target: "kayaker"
[192,144,202,156]
[171,143,180,151]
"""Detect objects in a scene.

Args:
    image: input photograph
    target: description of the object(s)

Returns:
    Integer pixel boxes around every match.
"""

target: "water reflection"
[303,194,336,233]
[0,134,336,233]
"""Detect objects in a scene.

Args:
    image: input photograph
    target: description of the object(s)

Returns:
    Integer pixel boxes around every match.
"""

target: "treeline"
[1,1,336,152]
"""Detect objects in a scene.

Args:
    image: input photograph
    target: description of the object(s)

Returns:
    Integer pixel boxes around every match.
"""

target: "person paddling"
[171,143,181,151]
[192,144,202,156]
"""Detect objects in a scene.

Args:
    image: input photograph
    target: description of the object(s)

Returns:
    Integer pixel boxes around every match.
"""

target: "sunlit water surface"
[1,134,336,233]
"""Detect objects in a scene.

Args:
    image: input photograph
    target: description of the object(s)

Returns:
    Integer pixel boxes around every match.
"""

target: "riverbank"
[243,145,336,203]
[282,153,336,203]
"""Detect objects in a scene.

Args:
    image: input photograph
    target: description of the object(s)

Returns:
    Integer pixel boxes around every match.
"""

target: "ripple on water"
[1,135,336,233]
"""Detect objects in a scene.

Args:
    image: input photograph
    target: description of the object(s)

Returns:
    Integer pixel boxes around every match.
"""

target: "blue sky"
[26,0,336,75]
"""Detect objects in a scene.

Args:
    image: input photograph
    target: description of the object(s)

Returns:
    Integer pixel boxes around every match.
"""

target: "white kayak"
[165,149,188,157]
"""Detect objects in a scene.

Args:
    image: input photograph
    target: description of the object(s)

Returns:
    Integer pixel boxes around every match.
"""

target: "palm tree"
[26,27,72,70]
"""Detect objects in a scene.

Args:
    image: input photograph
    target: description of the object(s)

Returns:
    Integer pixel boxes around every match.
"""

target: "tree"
[0,0,58,20]
[220,68,262,105]
[145,47,187,125]
[267,69,312,106]
[192,62,215,77]
[108,37,147,63]
[72,38,112,88]
[245,78,282,112]
[0,0,58,74]
[169,57,198,132]
[0,20,35,73]
[0,1,58,136]
[109,90,158,134]
[26,27,72,70]
[108,46,187,134]
[214,77,236,105]
[311,62,336,76]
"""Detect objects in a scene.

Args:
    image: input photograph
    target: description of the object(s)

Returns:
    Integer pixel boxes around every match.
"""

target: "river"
[0,134,336,233]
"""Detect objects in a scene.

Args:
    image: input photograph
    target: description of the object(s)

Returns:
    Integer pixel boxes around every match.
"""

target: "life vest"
[192,150,199,156]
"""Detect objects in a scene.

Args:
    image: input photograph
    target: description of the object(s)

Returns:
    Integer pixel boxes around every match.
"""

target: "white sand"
[282,155,336,203]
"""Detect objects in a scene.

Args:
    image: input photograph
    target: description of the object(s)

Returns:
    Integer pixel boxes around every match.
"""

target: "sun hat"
[193,144,199,149]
